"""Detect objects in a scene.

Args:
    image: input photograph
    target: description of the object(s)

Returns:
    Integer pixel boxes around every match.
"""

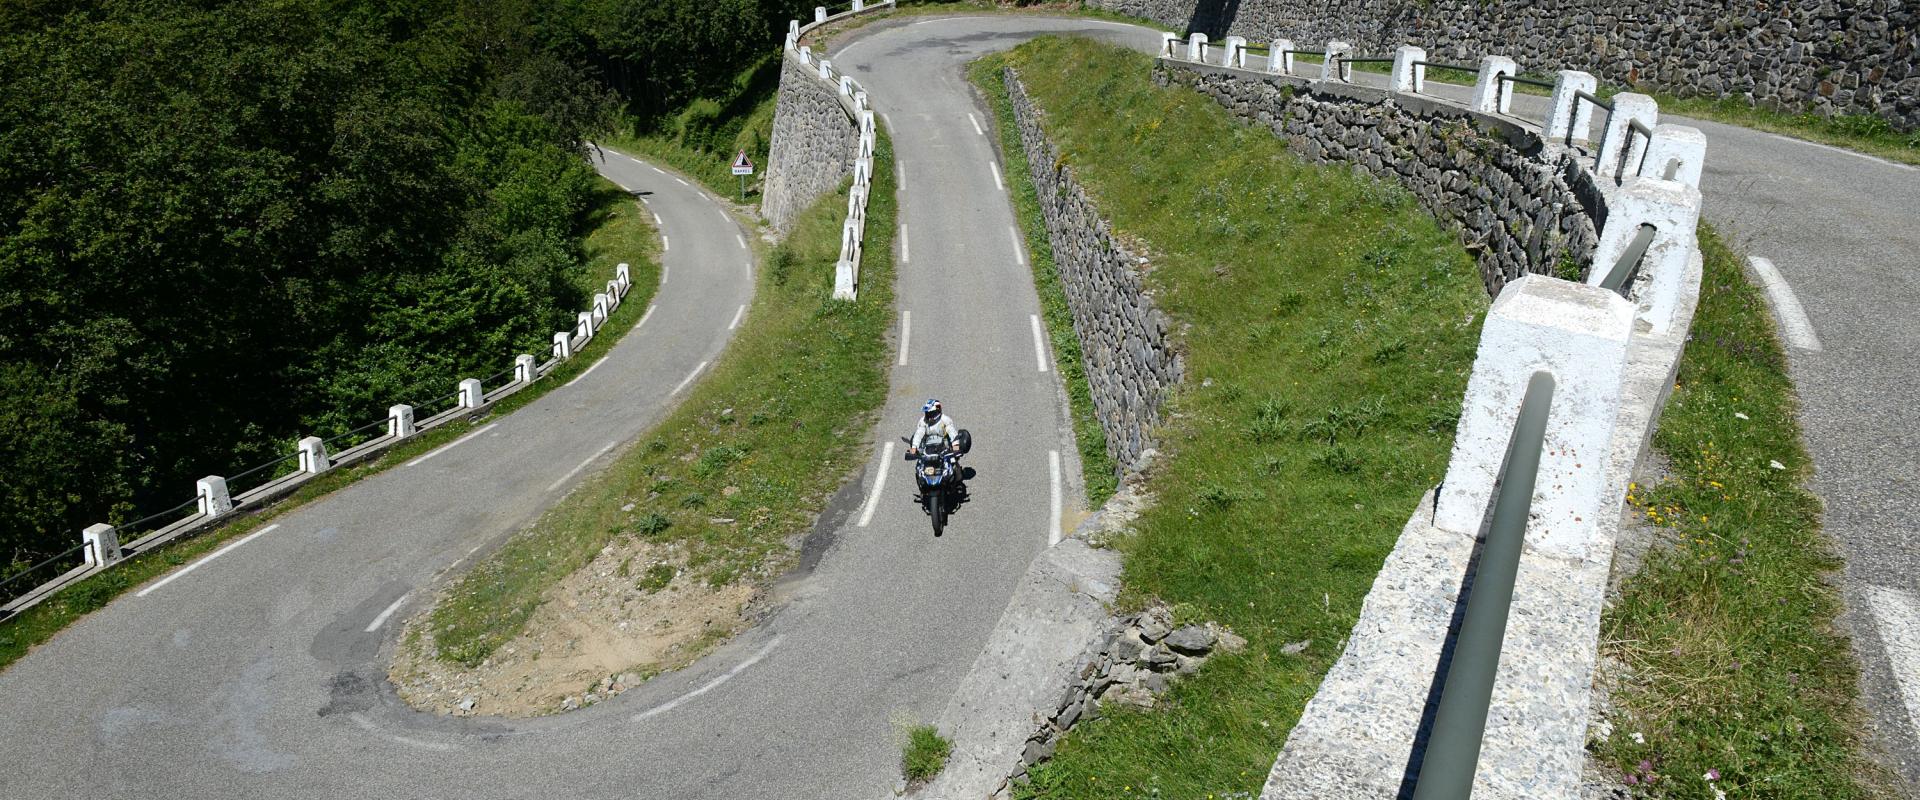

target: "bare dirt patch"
[391,537,753,717]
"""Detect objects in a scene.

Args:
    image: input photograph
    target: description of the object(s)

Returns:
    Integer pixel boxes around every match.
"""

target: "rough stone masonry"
[764,54,860,232]
[1086,0,1920,132]
[1005,67,1184,475]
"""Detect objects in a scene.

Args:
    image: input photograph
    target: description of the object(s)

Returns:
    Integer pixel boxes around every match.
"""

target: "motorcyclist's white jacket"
[911,414,960,451]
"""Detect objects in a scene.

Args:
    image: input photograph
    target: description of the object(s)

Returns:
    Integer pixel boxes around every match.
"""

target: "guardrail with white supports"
[1157,32,1712,800]
[784,0,893,299]
[0,259,638,619]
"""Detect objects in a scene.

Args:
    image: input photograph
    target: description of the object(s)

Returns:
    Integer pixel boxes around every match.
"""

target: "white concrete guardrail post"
[1472,55,1519,114]
[297,436,330,474]
[1323,41,1352,82]
[552,331,573,361]
[819,59,833,81]
[196,476,233,518]
[576,311,595,341]
[1391,45,1427,93]
[789,19,800,41]
[514,354,536,385]
[82,523,121,568]
[457,378,484,410]
[592,292,610,326]
[839,75,855,97]
[1269,39,1295,74]
[1638,124,1707,187]
[616,262,631,294]
[606,279,622,306]
[389,404,416,438]
[1434,275,1635,562]
[1589,176,1702,334]
[1187,32,1209,63]
[1595,93,1658,181]
[814,6,826,23]
[1545,70,1599,146]
[1160,32,1179,59]
[1223,36,1247,68]
[853,0,863,11]
[786,32,798,52]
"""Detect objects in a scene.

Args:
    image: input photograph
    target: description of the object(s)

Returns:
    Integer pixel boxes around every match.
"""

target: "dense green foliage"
[0,0,818,579]
[974,38,1487,798]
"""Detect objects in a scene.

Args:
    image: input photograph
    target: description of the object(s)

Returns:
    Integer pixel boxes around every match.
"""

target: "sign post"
[731,150,755,202]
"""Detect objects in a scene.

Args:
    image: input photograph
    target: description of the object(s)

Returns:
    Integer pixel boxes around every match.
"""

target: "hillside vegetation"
[0,0,822,581]
[974,38,1488,797]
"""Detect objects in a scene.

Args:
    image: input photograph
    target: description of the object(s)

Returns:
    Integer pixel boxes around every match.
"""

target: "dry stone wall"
[1089,0,1919,132]
[1157,60,1607,298]
[764,56,859,232]
[1006,67,1182,475]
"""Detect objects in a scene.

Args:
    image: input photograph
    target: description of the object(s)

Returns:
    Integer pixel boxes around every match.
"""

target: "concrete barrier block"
[1473,55,1519,114]
[82,523,121,568]
[1323,41,1352,82]
[298,436,330,474]
[785,32,797,52]
[606,279,621,307]
[1269,39,1295,74]
[197,476,233,518]
[592,292,610,325]
[1590,176,1702,334]
[818,59,833,81]
[389,404,416,438]
[1545,70,1599,145]
[1433,276,1635,563]
[457,378,483,410]
[576,310,595,340]
[789,19,800,40]
[839,75,855,97]
[1390,45,1426,93]
[1160,32,1180,59]
[798,46,813,67]
[514,354,536,384]
[1639,124,1706,187]
[853,0,863,11]
[1222,36,1247,68]
[1596,93,1659,181]
[1187,32,1209,63]
[854,90,869,111]
[815,6,826,23]
[615,262,630,293]
[833,258,857,300]
[552,331,572,361]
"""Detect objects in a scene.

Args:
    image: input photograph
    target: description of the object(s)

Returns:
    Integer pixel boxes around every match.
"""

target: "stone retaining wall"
[764,55,860,232]
[1088,0,1920,132]
[1006,67,1182,474]
[1156,60,1607,298]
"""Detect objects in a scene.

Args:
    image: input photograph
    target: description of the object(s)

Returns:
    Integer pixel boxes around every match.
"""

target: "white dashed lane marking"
[897,310,911,366]
[1866,585,1920,740]
[728,304,746,331]
[406,423,500,467]
[672,361,709,395]
[1029,314,1050,373]
[989,161,1004,191]
[857,443,896,528]
[136,524,281,598]
[563,356,609,388]
[1747,256,1822,351]
[968,112,984,135]
[547,440,617,492]
[900,224,910,263]
[1047,450,1063,547]
[364,593,410,633]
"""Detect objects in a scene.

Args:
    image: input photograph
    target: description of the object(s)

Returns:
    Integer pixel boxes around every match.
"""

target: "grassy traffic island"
[974,37,1883,800]
[390,137,899,717]
[0,176,663,674]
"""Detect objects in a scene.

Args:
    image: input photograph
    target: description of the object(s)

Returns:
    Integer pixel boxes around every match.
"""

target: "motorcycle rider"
[907,399,960,457]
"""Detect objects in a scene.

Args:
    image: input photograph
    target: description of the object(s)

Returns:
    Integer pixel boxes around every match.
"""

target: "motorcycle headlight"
[923,466,938,476]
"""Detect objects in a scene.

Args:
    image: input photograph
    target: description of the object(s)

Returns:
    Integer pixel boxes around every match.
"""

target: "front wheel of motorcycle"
[929,489,944,536]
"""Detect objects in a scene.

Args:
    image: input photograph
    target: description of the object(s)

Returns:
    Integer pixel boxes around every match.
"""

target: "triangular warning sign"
[733,150,753,169]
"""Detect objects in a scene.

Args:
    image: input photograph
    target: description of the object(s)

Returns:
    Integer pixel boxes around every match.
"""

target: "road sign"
[731,151,755,176]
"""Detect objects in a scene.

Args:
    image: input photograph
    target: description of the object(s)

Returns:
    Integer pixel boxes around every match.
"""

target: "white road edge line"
[1010,226,1025,265]
[1048,450,1063,547]
[737,233,748,250]
[136,523,281,598]
[662,264,670,284]
[672,361,709,395]
[364,593,411,633]
[989,160,1004,191]
[654,212,663,226]
[1769,133,1918,171]
[633,304,657,331]
[1747,256,1823,351]
[896,159,905,185]
[661,235,670,252]
[674,177,688,187]
[563,355,609,387]
[1865,585,1920,740]
[969,112,985,136]
[633,635,783,722]
[406,422,501,467]
[898,311,911,366]
[649,166,663,175]
[547,440,618,492]
[728,304,746,330]
[857,442,896,527]
[1029,314,1050,373]
[900,224,910,263]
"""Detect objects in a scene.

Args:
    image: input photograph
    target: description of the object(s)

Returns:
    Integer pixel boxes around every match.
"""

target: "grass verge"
[423,133,898,668]
[970,58,1119,505]
[903,724,954,783]
[0,176,662,673]
[1593,225,1886,798]
[977,38,1486,798]
[602,53,784,202]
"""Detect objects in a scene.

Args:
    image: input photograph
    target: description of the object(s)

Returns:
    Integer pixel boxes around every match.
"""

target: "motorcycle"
[902,429,970,536]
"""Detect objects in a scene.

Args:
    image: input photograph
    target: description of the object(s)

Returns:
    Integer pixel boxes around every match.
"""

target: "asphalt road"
[3,15,1914,800]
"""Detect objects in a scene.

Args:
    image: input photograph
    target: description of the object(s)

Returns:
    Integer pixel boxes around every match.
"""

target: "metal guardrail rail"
[1598,223,1659,293]
[1410,370,1556,800]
